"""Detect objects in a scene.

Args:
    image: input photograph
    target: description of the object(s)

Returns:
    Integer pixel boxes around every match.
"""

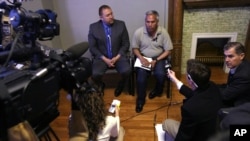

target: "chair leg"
[128,73,135,96]
[128,56,135,96]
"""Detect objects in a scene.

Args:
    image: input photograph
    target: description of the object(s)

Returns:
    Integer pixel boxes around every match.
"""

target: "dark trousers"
[136,59,166,104]
[91,56,131,86]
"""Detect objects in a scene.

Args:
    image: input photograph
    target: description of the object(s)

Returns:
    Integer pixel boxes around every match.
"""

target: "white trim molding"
[190,32,238,73]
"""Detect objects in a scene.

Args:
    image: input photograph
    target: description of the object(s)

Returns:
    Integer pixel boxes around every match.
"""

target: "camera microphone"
[32,44,88,79]
[65,43,88,60]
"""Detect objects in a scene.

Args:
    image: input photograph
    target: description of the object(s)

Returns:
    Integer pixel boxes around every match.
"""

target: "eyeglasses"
[187,74,198,88]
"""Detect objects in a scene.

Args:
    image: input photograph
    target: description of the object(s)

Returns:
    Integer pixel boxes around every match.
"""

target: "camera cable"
[1,31,21,69]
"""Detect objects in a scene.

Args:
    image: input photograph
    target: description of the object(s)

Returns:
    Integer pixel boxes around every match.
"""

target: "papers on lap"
[134,56,152,71]
[155,124,167,141]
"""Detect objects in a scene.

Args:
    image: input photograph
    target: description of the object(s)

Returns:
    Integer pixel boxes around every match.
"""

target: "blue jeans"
[135,59,166,104]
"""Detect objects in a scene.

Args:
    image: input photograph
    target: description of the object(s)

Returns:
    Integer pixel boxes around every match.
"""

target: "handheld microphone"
[165,63,172,73]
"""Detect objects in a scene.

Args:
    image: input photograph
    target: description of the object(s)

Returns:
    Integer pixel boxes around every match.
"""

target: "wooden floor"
[48,66,228,141]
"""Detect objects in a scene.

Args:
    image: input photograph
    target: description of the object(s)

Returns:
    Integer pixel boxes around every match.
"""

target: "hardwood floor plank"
[47,66,227,141]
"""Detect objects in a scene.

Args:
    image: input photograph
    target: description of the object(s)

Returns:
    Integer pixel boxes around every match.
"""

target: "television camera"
[0,1,91,140]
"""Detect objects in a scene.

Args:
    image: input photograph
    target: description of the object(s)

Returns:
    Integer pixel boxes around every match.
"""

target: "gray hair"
[145,10,159,20]
[223,42,246,55]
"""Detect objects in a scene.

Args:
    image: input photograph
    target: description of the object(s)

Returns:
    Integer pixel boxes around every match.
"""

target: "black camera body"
[0,1,91,139]
[0,55,91,135]
[8,1,60,42]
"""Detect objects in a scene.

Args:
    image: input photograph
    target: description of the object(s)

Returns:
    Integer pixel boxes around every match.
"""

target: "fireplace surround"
[168,0,249,76]
[190,32,238,73]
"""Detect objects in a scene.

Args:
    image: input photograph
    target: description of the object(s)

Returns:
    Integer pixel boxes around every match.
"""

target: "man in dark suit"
[162,59,223,141]
[88,5,131,97]
[218,42,250,107]
[217,42,250,133]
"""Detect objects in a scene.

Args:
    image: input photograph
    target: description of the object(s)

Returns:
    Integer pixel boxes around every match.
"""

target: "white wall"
[9,0,169,52]
[53,0,169,50]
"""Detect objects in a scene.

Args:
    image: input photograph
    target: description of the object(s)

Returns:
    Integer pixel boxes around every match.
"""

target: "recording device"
[165,57,172,73]
[109,99,121,113]
[165,63,171,72]
[152,33,160,42]
[0,1,91,140]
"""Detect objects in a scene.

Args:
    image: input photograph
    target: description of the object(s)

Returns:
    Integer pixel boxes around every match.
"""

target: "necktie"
[106,27,112,59]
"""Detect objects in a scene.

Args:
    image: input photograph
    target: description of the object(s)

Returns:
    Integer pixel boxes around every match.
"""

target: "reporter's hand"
[167,69,179,83]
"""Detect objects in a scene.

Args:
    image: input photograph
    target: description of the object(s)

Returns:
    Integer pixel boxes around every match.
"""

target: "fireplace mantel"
[183,0,250,9]
[190,32,237,73]
[168,0,250,76]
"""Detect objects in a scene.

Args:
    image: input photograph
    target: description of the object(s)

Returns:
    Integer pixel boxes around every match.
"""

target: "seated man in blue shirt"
[88,5,131,97]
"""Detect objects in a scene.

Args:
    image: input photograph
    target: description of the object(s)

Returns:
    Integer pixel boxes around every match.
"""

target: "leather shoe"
[148,89,163,99]
[114,82,124,97]
[136,104,144,113]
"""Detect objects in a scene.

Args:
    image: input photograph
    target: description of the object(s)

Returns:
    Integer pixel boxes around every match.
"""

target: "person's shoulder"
[113,19,126,26]
[114,19,125,23]
[240,59,250,65]
[158,25,167,30]
[132,26,144,37]
[243,59,250,66]
[135,26,144,32]
[158,26,168,34]
[238,59,250,72]
[90,20,102,26]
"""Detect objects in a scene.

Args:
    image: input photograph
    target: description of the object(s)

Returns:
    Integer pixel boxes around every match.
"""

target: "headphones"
[187,74,198,88]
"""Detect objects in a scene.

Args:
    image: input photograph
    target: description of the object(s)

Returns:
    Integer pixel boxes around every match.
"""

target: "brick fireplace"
[190,32,238,73]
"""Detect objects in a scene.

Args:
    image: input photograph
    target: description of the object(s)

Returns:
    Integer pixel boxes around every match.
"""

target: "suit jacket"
[88,20,130,59]
[175,82,223,141]
[219,59,250,106]
[220,102,250,130]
